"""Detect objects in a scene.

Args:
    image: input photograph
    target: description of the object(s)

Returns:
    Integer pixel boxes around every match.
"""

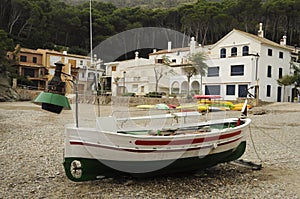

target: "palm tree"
[291,62,300,86]
[184,52,208,97]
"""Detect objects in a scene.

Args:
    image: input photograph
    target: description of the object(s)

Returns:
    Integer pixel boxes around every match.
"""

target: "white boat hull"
[63,118,251,181]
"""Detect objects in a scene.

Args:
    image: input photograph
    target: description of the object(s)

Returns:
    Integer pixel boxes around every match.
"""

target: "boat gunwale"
[65,118,251,140]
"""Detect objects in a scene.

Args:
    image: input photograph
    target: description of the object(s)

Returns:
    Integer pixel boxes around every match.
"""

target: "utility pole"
[249,53,260,106]
[123,71,126,94]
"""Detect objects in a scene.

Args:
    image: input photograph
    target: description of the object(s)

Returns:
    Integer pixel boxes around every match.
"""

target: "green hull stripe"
[63,141,246,182]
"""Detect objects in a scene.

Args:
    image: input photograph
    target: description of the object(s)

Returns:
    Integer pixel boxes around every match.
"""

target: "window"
[238,85,248,97]
[268,49,272,56]
[205,85,220,95]
[111,66,116,71]
[32,57,37,63]
[24,68,35,77]
[220,48,226,58]
[80,60,83,65]
[156,59,163,63]
[267,65,272,77]
[266,85,271,97]
[88,72,94,78]
[133,77,140,81]
[20,55,27,62]
[49,69,55,76]
[172,59,176,63]
[279,52,283,59]
[69,59,76,68]
[231,65,244,76]
[231,47,237,57]
[242,46,249,56]
[279,68,283,78]
[81,72,85,78]
[207,67,219,77]
[226,85,235,95]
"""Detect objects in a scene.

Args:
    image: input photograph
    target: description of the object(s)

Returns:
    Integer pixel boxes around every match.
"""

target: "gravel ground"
[0,101,299,198]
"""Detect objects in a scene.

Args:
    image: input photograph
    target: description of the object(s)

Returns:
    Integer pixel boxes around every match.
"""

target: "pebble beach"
[0,101,299,198]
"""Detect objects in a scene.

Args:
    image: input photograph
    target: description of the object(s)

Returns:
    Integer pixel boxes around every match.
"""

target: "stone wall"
[13,89,202,107]
[111,96,181,107]
[15,88,40,101]
[70,95,183,106]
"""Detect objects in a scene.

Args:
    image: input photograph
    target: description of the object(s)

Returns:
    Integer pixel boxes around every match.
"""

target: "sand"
[0,101,299,198]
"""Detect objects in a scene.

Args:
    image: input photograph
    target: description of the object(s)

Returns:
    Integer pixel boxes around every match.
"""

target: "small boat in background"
[155,103,170,110]
[231,103,252,111]
[194,95,233,112]
[136,104,155,109]
[176,103,208,112]
[136,103,176,110]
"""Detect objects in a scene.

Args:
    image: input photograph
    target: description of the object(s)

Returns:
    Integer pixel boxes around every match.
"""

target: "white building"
[105,52,178,96]
[105,25,297,102]
[204,26,293,102]
[152,25,294,102]
[148,38,205,96]
[71,56,104,95]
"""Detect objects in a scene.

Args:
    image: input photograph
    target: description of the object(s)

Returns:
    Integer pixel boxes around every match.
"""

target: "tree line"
[0,0,299,58]
[65,0,197,9]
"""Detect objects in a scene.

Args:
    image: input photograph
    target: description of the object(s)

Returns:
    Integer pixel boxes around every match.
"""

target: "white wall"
[258,44,292,102]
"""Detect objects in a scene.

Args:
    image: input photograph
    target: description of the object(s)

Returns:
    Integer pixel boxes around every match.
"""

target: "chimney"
[280,35,287,46]
[258,23,264,38]
[135,51,139,59]
[63,51,67,55]
[190,37,196,54]
[167,41,172,52]
[153,49,157,53]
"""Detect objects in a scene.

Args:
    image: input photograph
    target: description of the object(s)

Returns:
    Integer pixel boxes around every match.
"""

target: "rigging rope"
[250,122,293,150]
[248,121,296,165]
[249,124,263,164]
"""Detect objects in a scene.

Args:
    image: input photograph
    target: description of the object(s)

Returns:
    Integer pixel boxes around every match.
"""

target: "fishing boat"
[63,106,250,181]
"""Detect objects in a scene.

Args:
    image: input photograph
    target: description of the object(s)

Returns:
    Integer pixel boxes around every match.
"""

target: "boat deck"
[117,120,242,136]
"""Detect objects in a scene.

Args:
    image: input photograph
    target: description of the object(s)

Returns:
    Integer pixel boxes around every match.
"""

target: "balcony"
[27,75,48,81]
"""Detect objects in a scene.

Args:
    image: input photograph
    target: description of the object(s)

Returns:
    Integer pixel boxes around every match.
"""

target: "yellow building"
[9,45,98,95]
[37,49,90,94]
[8,45,48,90]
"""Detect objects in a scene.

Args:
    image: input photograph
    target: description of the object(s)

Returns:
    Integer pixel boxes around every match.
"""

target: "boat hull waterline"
[63,118,251,181]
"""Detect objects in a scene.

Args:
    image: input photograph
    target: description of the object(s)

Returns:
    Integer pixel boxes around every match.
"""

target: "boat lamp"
[33,61,71,114]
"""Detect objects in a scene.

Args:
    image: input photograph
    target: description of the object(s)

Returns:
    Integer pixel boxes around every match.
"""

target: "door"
[238,85,248,98]
[277,87,282,102]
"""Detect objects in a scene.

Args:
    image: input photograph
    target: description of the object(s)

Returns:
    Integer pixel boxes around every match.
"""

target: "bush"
[145,92,164,98]
[122,92,136,97]
[17,76,33,87]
